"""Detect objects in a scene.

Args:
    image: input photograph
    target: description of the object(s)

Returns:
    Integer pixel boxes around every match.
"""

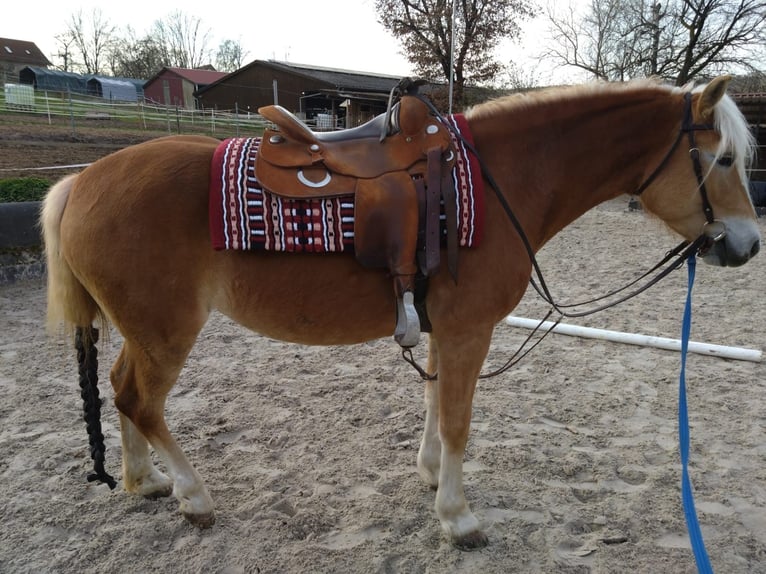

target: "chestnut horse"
[42,75,759,549]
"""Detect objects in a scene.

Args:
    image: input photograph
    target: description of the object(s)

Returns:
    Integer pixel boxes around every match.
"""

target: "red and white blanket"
[209,114,484,253]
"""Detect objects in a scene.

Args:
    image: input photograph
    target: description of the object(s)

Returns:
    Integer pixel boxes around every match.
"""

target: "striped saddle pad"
[209,114,484,253]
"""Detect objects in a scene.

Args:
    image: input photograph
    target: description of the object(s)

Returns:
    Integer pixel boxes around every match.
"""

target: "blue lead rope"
[679,254,713,573]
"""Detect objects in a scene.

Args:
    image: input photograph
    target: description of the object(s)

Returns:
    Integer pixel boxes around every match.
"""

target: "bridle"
[635,91,726,247]
[403,88,729,379]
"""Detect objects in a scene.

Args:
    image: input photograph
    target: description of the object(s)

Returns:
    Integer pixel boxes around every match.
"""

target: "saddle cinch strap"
[254,95,457,348]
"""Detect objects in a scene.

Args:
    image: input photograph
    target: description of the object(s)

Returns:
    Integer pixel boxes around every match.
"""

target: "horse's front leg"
[432,328,493,550]
[417,335,441,488]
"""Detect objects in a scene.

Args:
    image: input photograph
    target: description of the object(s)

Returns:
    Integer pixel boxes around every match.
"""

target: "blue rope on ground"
[679,254,713,573]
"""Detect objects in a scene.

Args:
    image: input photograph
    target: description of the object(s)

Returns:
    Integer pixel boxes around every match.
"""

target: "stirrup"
[394,291,421,348]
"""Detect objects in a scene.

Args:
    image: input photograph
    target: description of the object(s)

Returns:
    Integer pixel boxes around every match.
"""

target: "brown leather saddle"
[255,79,457,347]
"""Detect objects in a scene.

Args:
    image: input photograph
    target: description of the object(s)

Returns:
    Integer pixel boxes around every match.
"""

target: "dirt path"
[1,200,764,573]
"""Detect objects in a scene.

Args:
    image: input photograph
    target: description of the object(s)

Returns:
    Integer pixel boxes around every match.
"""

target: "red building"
[143,67,227,109]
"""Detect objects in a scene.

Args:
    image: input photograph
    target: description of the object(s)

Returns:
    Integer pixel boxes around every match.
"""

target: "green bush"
[0,178,50,202]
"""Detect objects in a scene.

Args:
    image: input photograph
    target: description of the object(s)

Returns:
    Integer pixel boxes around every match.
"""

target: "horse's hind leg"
[110,347,172,498]
[110,338,216,527]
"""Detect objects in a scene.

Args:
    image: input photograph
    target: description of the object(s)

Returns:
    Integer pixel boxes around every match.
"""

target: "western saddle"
[255,79,457,348]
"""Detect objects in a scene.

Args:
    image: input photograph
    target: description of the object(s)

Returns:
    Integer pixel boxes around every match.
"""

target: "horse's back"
[60,136,221,338]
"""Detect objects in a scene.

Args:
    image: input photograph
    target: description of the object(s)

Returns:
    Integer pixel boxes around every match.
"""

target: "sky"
[1,0,587,85]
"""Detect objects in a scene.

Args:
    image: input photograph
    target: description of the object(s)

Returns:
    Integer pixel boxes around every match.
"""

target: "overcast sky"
[1,0,586,84]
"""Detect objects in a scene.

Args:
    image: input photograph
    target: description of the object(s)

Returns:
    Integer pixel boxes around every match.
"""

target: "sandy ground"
[1,199,764,574]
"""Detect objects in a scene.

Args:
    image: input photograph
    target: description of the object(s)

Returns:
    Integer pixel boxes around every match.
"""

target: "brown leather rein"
[402,90,727,380]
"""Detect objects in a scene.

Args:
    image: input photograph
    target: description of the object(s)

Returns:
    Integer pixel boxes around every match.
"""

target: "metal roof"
[262,61,404,93]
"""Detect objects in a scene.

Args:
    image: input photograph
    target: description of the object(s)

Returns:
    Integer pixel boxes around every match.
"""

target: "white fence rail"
[0,85,271,137]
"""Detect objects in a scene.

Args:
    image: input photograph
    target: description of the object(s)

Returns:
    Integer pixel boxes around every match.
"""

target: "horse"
[41,75,760,550]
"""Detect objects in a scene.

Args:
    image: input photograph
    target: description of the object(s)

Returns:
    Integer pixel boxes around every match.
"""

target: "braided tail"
[75,326,117,490]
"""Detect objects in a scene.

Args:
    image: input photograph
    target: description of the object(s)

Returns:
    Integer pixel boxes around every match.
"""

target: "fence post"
[176,106,181,134]
[139,101,146,129]
[235,102,240,137]
[68,88,76,137]
[45,90,51,125]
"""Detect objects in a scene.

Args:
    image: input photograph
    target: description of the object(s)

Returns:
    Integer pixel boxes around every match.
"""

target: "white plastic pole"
[505,316,761,362]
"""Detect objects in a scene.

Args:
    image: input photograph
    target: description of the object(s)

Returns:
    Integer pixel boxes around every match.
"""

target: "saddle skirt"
[209,114,484,253]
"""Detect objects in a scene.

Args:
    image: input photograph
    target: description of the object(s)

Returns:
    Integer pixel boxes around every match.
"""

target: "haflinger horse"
[42,75,759,550]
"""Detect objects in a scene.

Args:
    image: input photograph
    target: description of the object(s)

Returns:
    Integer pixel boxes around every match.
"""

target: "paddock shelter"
[18,66,144,101]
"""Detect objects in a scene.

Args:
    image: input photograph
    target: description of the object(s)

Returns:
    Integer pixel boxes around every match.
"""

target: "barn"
[732,92,766,182]
[194,60,406,128]
[143,67,228,109]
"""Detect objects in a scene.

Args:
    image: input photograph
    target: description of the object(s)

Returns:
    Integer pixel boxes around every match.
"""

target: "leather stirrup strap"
[442,167,458,282]
[424,147,442,275]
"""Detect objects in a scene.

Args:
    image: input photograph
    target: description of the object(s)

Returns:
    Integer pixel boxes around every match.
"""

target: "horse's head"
[637,75,760,267]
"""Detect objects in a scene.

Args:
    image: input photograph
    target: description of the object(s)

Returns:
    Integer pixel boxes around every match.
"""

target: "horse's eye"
[717,155,734,167]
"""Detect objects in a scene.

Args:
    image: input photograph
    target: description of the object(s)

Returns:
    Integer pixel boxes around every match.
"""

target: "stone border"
[0,201,45,284]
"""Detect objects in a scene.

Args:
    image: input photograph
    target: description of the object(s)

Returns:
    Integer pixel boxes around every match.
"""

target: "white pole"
[505,316,762,362]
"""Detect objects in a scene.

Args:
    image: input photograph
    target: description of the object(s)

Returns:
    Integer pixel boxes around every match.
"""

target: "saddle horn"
[380,77,429,142]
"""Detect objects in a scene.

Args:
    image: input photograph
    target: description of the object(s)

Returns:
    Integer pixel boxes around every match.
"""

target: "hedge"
[0,178,50,202]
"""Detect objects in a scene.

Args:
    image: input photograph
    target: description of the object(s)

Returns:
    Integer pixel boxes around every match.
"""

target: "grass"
[0,177,50,202]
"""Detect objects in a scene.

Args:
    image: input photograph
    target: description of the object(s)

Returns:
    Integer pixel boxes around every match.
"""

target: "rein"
[402,89,723,380]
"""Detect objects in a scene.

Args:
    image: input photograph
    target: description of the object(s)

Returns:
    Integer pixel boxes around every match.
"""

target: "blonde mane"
[464,78,676,121]
[465,77,755,184]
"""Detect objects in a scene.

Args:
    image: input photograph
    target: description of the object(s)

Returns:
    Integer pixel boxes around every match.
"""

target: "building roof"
[196,60,405,98]
[0,38,51,67]
[145,66,228,87]
[265,61,404,94]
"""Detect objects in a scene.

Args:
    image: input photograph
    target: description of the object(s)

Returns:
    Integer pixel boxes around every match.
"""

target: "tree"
[375,0,536,109]
[53,33,77,73]
[64,8,116,74]
[109,28,168,80]
[151,11,213,69]
[216,39,249,73]
[542,0,766,85]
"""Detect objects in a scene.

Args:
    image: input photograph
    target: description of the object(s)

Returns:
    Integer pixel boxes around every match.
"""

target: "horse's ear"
[697,75,732,120]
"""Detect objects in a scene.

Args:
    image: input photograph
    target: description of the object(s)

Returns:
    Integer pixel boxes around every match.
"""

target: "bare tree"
[542,0,766,85]
[152,11,213,69]
[216,39,249,73]
[64,8,116,75]
[53,33,77,73]
[375,0,536,109]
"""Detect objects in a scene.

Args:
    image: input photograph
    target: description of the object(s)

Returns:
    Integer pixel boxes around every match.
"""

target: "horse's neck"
[471,90,679,251]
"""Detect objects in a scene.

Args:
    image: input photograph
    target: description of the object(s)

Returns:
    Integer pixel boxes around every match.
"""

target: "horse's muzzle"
[700,223,761,267]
